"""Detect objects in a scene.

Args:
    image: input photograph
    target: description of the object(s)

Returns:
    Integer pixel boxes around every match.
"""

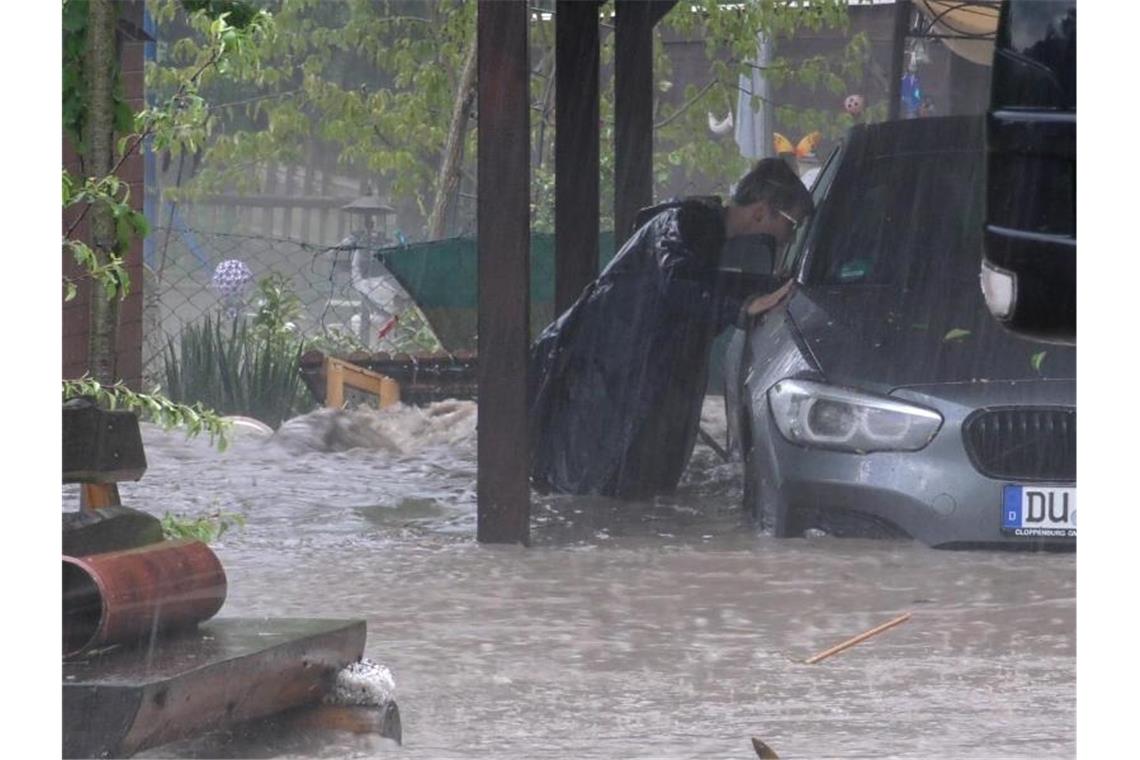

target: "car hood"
[785,286,1076,392]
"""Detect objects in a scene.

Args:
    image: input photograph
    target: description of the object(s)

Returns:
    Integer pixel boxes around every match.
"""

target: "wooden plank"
[555,0,602,314]
[62,617,367,759]
[477,0,531,545]
[326,357,345,409]
[299,350,478,407]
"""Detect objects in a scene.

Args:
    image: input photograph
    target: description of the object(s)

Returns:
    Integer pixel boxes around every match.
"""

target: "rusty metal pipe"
[63,539,227,659]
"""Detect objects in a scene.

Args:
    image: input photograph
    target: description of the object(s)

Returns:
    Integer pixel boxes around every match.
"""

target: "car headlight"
[767,379,943,453]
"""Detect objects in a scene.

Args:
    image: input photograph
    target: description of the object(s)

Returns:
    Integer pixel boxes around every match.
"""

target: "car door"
[724,144,843,452]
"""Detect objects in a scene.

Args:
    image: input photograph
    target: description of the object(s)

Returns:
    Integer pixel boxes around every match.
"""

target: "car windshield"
[806,148,985,292]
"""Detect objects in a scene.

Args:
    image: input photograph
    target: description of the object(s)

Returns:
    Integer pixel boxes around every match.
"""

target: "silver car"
[723,115,1075,549]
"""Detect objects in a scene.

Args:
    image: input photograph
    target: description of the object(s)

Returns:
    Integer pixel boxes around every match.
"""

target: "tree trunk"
[86,0,121,385]
[426,36,478,240]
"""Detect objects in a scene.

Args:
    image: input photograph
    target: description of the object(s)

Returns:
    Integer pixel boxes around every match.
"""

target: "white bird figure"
[336,230,414,350]
[708,110,734,136]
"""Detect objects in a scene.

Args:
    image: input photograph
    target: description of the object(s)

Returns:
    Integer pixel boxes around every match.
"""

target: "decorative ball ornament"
[211,259,254,317]
[843,94,865,116]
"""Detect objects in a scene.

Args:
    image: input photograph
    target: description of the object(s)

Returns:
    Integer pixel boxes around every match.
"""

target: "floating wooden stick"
[804,612,912,664]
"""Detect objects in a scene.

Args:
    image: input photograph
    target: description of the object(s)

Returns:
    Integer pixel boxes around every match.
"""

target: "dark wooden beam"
[613,0,673,238]
[647,0,677,26]
[476,0,530,545]
[888,0,912,121]
[555,0,601,313]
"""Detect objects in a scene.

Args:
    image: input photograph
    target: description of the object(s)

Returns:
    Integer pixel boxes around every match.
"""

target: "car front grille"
[962,407,1075,482]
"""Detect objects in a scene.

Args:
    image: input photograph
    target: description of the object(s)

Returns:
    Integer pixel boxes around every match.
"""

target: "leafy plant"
[162,274,315,427]
[161,509,246,542]
[62,172,149,301]
[251,272,303,344]
[163,314,313,428]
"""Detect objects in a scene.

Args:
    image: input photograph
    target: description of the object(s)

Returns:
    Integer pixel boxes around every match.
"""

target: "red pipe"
[63,539,227,659]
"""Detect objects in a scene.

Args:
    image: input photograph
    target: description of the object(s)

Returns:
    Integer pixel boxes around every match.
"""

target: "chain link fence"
[142,224,446,389]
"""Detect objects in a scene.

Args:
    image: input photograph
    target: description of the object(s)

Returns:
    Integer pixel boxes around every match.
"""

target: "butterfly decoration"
[772,131,821,158]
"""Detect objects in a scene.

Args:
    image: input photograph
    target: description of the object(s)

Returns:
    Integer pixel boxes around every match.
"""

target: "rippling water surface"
[66,399,1074,759]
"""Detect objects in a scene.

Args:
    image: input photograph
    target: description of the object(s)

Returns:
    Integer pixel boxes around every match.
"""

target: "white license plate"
[1001,485,1076,538]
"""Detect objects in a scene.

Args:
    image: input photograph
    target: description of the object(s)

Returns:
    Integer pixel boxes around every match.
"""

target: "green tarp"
[376,232,617,311]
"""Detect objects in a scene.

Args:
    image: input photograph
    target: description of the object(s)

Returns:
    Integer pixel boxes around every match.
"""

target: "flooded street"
[68,399,1075,759]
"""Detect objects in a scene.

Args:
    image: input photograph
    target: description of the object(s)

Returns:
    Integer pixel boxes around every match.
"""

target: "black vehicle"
[724,115,1076,548]
[981,0,1076,343]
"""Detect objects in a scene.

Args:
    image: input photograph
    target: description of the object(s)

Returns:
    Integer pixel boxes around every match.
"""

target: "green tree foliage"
[654,1,881,195]
[150,0,474,218]
[149,0,876,237]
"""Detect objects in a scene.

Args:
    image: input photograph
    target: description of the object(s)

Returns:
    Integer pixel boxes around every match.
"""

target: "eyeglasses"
[776,209,803,232]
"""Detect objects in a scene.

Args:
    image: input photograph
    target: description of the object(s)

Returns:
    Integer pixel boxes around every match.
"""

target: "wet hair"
[730,158,814,217]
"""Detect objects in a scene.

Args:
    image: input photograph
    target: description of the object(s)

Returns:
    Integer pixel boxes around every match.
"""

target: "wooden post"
[888,0,912,121]
[80,483,122,511]
[477,0,530,545]
[554,0,601,314]
[613,1,673,238]
[613,0,655,239]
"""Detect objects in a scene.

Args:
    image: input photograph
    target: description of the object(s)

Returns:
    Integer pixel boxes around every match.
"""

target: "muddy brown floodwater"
[66,399,1074,759]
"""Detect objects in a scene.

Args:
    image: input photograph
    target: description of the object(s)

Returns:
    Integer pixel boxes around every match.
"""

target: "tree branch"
[653,79,717,130]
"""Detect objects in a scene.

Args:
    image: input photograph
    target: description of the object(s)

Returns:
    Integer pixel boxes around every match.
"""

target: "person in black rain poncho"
[530,158,814,499]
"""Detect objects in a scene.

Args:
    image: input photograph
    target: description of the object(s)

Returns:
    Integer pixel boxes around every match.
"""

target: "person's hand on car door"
[743,278,796,317]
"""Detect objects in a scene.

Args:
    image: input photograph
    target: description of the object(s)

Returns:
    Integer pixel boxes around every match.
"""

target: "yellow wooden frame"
[324,356,400,409]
